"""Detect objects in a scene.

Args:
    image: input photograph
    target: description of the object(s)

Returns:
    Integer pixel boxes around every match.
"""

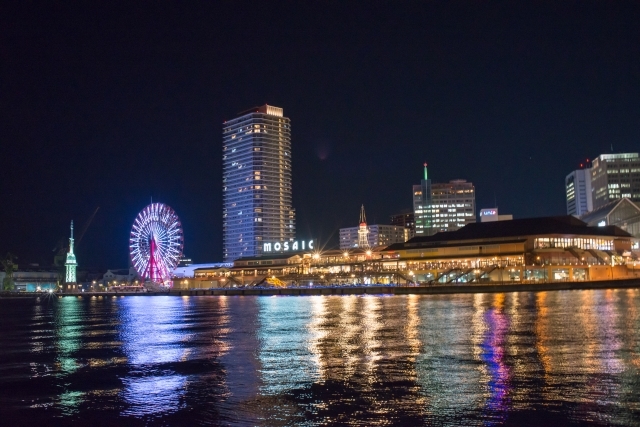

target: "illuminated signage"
[480,209,497,216]
[263,240,314,252]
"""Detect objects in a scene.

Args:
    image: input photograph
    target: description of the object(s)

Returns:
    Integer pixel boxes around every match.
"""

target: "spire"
[423,162,428,180]
[359,204,367,226]
[69,220,75,254]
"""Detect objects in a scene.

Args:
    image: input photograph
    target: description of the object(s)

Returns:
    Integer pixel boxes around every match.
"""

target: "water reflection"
[2,290,640,425]
[480,294,510,423]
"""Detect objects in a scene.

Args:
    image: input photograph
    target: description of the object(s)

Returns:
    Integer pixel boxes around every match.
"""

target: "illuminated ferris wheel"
[129,203,183,284]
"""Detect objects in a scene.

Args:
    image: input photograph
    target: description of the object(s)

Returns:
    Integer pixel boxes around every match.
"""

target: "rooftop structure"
[580,198,640,238]
[590,152,640,210]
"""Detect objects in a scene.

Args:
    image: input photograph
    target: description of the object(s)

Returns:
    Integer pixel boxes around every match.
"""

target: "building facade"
[339,224,406,250]
[566,168,593,216]
[590,153,640,210]
[182,216,639,289]
[222,105,295,261]
[413,164,432,236]
[424,180,476,234]
[390,210,415,241]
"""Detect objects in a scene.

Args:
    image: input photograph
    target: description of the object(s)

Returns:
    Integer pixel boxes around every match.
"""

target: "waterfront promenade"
[3,278,640,298]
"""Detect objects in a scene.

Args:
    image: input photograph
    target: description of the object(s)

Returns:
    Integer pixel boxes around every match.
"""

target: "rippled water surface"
[1,290,640,426]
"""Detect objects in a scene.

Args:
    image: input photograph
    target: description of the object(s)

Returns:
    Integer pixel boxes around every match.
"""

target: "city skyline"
[2,3,639,268]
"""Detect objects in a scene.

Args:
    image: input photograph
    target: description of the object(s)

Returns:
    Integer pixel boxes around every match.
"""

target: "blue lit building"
[222,105,295,261]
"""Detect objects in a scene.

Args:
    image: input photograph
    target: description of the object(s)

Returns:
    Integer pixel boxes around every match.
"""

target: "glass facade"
[533,237,613,251]
[222,105,295,261]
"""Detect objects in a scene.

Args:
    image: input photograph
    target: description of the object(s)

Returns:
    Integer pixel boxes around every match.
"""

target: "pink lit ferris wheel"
[129,203,183,284]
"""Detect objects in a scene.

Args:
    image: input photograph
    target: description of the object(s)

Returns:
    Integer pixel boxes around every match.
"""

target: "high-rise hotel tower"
[222,105,295,261]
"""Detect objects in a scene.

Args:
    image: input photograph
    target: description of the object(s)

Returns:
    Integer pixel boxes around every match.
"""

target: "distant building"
[339,224,406,250]
[222,104,295,261]
[340,206,405,249]
[413,165,475,235]
[566,168,593,216]
[426,180,476,234]
[590,153,640,210]
[102,267,138,285]
[178,256,193,267]
[412,163,432,236]
[580,198,640,238]
[479,208,513,222]
[0,265,58,292]
[390,210,415,241]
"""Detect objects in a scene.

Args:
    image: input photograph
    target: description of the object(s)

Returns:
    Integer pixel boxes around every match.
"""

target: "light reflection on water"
[0,290,639,425]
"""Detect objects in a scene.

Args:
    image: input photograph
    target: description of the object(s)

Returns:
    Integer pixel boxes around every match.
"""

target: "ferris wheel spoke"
[129,203,183,285]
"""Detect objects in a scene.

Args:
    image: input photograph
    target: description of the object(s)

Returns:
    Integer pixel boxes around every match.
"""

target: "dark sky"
[2,1,639,269]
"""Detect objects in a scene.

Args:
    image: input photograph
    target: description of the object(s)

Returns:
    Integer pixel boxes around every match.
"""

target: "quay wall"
[3,278,640,299]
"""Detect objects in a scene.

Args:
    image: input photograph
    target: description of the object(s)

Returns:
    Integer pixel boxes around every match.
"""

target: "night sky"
[2,2,639,269]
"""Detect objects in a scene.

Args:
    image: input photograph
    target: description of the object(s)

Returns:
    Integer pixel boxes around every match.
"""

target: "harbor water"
[1,290,639,426]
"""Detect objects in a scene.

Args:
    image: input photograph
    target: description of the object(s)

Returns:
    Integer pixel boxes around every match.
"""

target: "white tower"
[65,220,77,283]
[358,205,370,249]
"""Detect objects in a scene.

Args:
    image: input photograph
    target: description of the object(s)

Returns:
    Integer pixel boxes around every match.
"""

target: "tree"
[1,253,17,291]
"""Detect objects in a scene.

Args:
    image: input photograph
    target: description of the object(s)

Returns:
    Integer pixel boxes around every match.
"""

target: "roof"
[580,198,640,225]
[234,253,303,262]
[384,216,632,251]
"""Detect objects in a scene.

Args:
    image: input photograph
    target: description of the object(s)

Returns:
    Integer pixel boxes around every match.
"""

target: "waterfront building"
[580,198,640,238]
[390,210,415,241]
[181,216,639,289]
[0,266,58,292]
[479,208,513,222]
[102,267,137,286]
[222,104,295,261]
[566,167,593,216]
[590,153,640,210]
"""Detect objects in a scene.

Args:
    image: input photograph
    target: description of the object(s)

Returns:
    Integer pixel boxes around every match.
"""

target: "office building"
[590,153,640,210]
[427,180,476,233]
[412,164,432,236]
[414,163,476,236]
[566,168,593,216]
[390,210,415,241]
[222,105,295,261]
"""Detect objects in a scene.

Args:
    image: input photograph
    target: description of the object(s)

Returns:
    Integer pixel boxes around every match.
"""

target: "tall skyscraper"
[222,105,295,261]
[413,164,475,236]
[565,168,592,216]
[590,153,640,210]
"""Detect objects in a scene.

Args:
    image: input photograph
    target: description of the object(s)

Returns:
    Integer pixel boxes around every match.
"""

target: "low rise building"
[181,216,639,289]
[580,198,640,238]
